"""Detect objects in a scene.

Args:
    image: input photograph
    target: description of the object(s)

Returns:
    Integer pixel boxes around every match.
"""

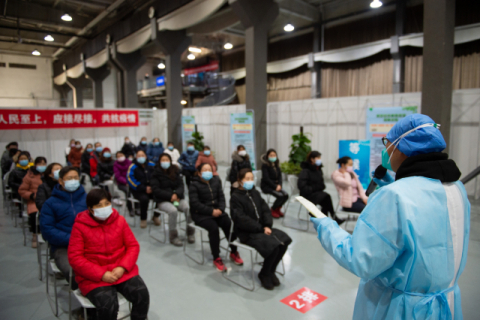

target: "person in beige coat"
[331,156,368,213]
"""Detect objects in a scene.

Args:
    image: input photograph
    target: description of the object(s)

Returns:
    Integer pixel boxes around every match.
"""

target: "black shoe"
[258,273,274,290]
[271,273,280,287]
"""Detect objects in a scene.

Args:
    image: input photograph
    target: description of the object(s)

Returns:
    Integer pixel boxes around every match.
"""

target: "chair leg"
[53,272,59,316]
[184,229,205,265]
[282,205,309,231]
[148,213,167,244]
[223,248,256,291]
[22,215,26,246]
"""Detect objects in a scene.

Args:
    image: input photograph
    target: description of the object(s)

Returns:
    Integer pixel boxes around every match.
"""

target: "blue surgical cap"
[386,114,446,157]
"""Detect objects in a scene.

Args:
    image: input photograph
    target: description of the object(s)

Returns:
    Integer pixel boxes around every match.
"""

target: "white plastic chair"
[222,168,231,192]
[45,244,67,317]
[123,184,154,228]
[36,213,47,281]
[183,222,228,265]
[281,175,310,231]
[148,203,187,244]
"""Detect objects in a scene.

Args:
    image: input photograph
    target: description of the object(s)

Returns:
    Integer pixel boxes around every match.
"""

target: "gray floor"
[0,165,479,320]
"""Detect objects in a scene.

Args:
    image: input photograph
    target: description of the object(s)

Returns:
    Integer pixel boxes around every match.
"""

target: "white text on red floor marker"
[280,287,327,314]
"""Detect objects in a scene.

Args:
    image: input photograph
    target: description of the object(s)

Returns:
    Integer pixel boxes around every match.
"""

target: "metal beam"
[0,37,69,49]
[277,0,320,22]
[0,17,83,34]
[0,25,90,39]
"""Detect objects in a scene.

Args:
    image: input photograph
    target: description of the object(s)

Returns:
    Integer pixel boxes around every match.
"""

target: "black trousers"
[266,190,289,210]
[86,275,149,320]
[28,211,40,233]
[182,170,195,187]
[260,243,289,275]
[117,184,132,212]
[195,215,237,259]
[131,190,152,220]
[342,198,366,213]
[308,191,335,217]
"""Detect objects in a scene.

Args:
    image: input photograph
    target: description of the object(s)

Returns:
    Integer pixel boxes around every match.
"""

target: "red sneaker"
[277,207,285,217]
[230,252,244,266]
[271,208,281,219]
[213,257,226,272]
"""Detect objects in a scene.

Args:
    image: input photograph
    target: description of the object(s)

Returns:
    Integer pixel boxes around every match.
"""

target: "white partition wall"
[267,89,480,197]
[183,104,246,164]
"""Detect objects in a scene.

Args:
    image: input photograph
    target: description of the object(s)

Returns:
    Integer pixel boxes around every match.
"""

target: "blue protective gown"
[315,177,470,319]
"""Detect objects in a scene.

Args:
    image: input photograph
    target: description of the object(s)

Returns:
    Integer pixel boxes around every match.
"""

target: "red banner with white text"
[0,109,139,130]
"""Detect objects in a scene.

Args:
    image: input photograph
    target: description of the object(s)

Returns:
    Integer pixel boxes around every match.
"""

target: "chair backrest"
[3,170,10,186]
[225,167,231,179]
[253,170,262,188]
[288,175,300,196]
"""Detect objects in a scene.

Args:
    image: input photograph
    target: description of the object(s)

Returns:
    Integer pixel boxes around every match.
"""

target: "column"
[84,62,110,108]
[65,77,87,108]
[230,0,279,167]
[392,0,406,93]
[311,23,322,99]
[421,0,455,149]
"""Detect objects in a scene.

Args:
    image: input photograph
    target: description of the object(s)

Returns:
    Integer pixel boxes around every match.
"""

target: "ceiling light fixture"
[152,107,157,110]
[188,47,202,53]
[187,53,195,60]
[181,100,187,105]
[284,23,294,32]
[61,13,73,21]
[158,62,165,69]
[44,35,54,42]
[32,49,41,56]
[224,42,233,50]
[370,0,383,8]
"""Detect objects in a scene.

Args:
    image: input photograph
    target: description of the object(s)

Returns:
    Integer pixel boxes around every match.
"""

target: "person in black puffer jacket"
[229,145,252,194]
[36,162,63,213]
[96,148,114,183]
[151,153,195,247]
[230,168,292,290]
[260,149,289,219]
[189,163,243,272]
[298,151,338,221]
[8,151,33,197]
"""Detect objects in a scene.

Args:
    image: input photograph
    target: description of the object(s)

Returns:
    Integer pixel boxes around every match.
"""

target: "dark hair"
[100,148,112,163]
[34,156,47,165]
[45,162,62,177]
[265,148,279,167]
[116,151,124,157]
[187,142,194,146]
[159,153,178,180]
[7,142,18,148]
[75,141,81,144]
[237,168,253,182]
[136,149,147,157]
[86,188,112,208]
[204,145,210,150]
[167,141,173,145]
[18,151,30,161]
[86,143,93,148]
[237,145,245,151]
[94,142,101,146]
[196,162,212,175]
[336,156,352,166]
[59,166,80,179]
[306,151,321,163]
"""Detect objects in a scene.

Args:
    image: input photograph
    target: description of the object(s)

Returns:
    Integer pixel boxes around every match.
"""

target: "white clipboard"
[296,196,327,219]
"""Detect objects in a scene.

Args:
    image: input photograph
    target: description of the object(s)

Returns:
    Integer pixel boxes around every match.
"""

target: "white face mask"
[117,156,126,162]
[238,150,247,157]
[93,205,113,221]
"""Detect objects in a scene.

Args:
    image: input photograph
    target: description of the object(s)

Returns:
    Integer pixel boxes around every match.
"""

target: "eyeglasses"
[382,137,388,147]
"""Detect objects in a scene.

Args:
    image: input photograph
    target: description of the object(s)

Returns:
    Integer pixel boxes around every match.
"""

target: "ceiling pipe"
[53,0,127,59]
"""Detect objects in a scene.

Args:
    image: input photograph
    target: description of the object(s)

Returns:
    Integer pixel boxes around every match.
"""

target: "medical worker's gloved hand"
[310,217,326,232]
[372,172,395,187]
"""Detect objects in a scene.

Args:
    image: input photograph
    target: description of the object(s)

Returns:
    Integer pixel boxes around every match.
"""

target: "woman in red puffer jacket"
[68,188,149,320]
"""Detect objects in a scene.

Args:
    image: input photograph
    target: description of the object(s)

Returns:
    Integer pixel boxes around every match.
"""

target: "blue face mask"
[36,166,46,173]
[243,181,254,190]
[268,157,277,163]
[86,148,93,153]
[53,169,60,180]
[19,160,29,167]
[201,171,213,181]
[168,146,174,151]
[96,147,103,153]
[204,150,211,156]
[103,152,111,158]
[64,180,80,192]
[137,157,146,164]
[161,162,171,169]
[141,141,147,145]
[315,159,322,166]
[381,148,393,171]
[187,146,195,152]
[154,142,160,146]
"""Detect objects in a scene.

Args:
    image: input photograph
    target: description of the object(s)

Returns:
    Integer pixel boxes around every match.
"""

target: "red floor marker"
[280,287,327,314]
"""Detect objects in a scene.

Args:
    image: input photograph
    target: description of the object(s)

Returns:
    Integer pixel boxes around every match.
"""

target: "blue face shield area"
[386,114,446,157]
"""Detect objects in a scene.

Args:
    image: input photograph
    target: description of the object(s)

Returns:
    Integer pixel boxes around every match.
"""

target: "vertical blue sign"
[182,115,195,151]
[230,111,256,170]
[339,140,371,189]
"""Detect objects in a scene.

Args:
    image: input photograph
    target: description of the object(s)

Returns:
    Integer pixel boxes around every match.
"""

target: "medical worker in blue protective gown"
[310,114,470,320]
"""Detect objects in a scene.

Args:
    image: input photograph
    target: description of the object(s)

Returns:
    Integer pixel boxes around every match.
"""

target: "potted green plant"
[280,132,311,180]
[188,131,205,151]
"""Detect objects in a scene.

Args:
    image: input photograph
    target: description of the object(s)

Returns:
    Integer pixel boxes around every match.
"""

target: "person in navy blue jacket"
[178,142,199,187]
[146,138,164,164]
[40,166,87,289]
[127,149,156,228]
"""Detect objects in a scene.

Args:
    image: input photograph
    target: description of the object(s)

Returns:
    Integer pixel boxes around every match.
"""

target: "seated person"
[298,151,341,223]
[97,148,114,183]
[189,163,243,272]
[18,156,47,248]
[121,136,137,160]
[260,149,289,219]
[68,141,82,168]
[332,156,368,213]
[146,138,164,164]
[137,137,148,154]
[36,163,62,213]
[8,151,33,198]
[195,146,218,176]
[113,151,133,216]
[1,141,18,178]
[81,143,93,185]
[68,188,149,320]
[230,168,292,290]
[229,145,251,187]
[164,142,180,168]
[151,154,195,246]
[89,142,103,185]
[127,150,155,228]
[178,142,199,187]
[40,166,87,289]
